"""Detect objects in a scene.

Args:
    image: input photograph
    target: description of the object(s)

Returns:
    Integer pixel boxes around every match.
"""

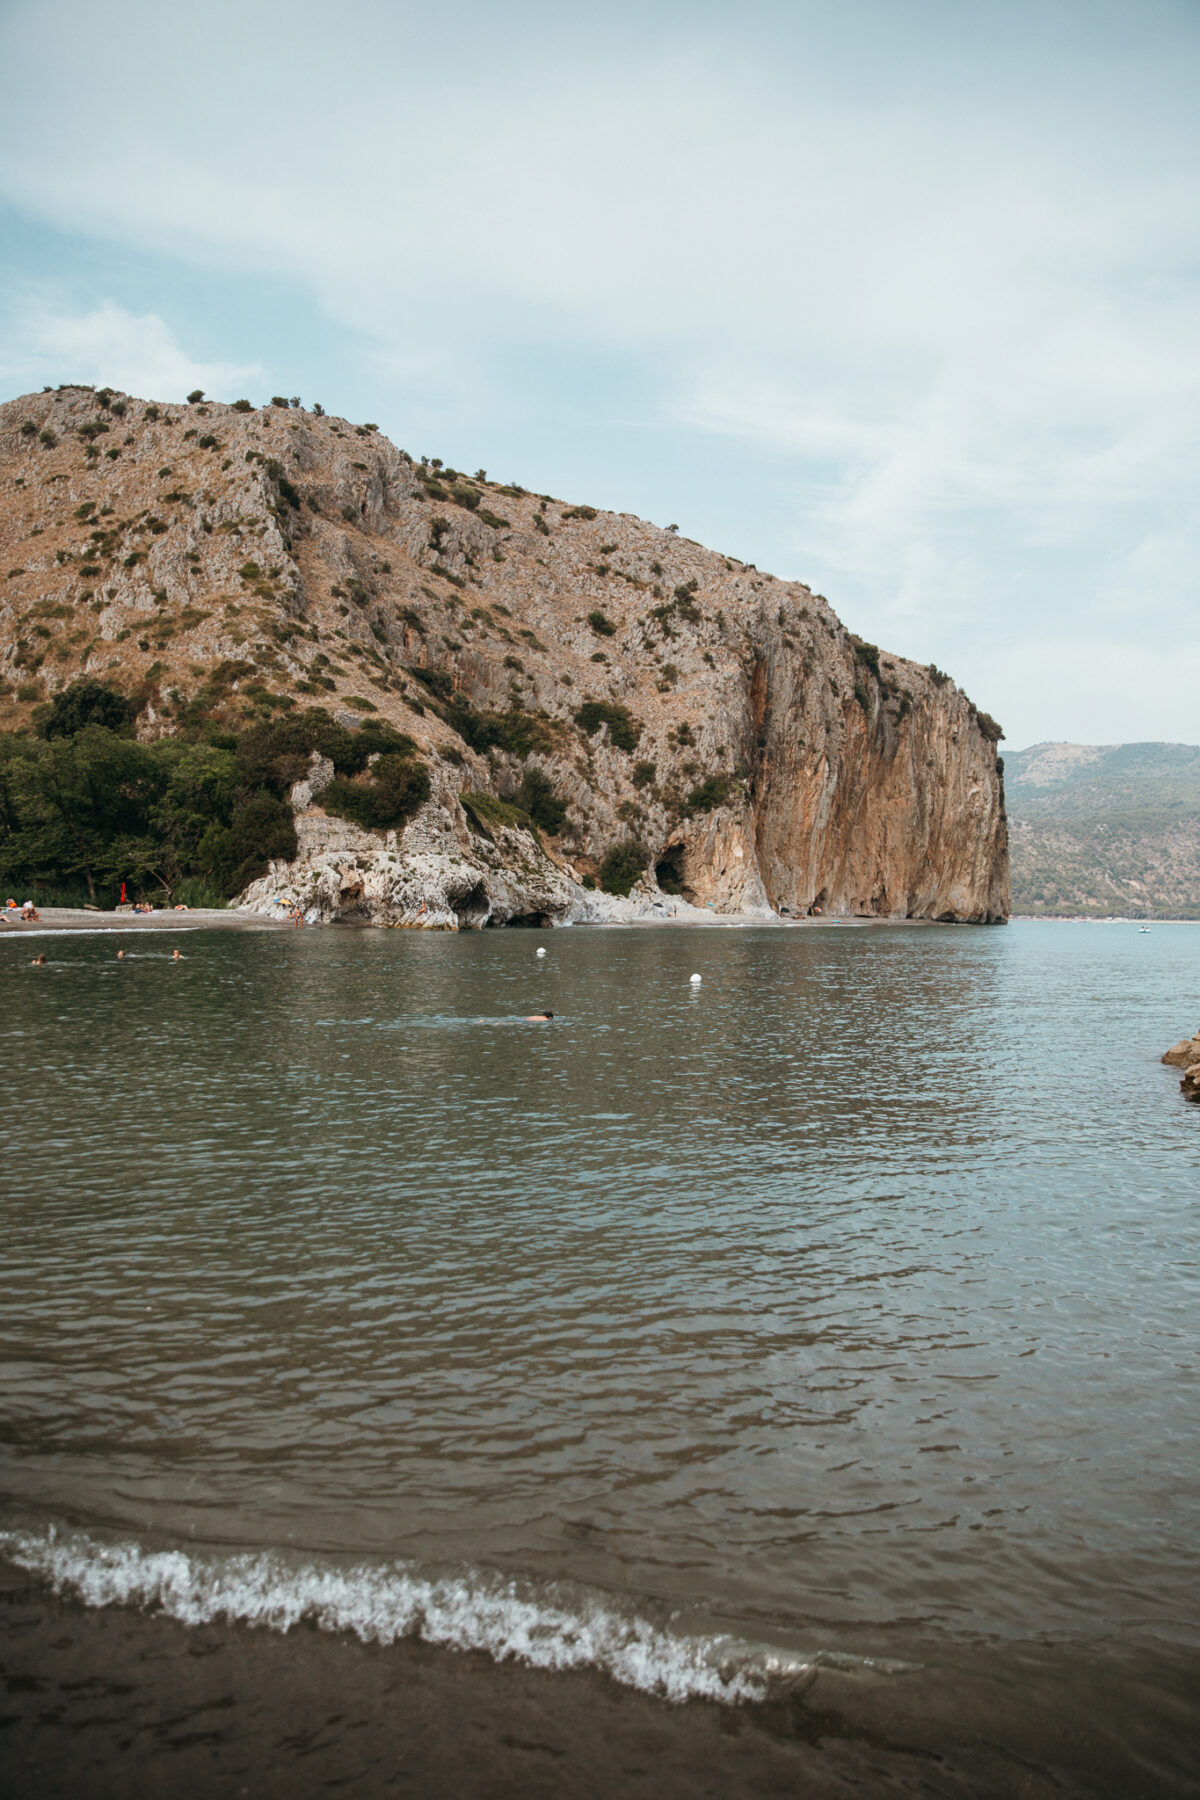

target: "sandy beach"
[0,906,289,934]
[4,1555,1174,1800]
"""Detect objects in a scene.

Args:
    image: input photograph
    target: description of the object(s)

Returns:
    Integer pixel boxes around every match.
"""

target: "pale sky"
[2,0,1197,750]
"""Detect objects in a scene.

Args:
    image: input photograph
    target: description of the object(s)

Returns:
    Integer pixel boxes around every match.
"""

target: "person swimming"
[31,952,45,966]
[172,947,183,961]
[117,949,126,960]
[522,1010,554,1021]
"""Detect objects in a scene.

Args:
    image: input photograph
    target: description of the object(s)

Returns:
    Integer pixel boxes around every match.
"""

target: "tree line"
[0,681,429,907]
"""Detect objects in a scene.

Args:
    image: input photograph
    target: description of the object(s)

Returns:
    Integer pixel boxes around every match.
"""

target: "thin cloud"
[0,0,1197,745]
[0,299,261,403]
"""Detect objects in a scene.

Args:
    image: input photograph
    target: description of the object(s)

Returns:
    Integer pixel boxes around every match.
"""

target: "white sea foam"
[0,1524,818,1705]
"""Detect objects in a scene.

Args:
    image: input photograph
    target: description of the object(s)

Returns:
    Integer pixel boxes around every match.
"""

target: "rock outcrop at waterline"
[0,386,1009,925]
[1162,1032,1200,1100]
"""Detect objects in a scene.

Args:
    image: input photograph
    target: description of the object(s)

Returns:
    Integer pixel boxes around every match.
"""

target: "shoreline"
[1,1554,1187,1800]
[6,907,1196,939]
[2,907,982,936]
[0,906,289,934]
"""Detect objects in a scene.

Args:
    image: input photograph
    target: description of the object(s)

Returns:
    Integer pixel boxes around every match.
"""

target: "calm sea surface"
[2,919,1199,1793]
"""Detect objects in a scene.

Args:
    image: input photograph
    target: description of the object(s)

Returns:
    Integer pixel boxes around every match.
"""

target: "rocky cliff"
[0,386,1009,925]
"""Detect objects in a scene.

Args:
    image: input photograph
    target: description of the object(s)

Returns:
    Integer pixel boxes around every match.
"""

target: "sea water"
[2,920,1198,1793]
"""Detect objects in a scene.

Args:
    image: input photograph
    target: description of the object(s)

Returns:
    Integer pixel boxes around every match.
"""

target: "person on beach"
[21,900,40,921]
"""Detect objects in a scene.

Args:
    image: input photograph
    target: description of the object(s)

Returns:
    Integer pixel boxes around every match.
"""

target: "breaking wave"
[0,1523,824,1705]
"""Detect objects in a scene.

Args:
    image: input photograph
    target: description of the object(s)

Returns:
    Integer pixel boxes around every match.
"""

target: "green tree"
[37,678,136,740]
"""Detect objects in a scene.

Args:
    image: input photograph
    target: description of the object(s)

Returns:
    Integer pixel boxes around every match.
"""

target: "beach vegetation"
[0,685,429,904]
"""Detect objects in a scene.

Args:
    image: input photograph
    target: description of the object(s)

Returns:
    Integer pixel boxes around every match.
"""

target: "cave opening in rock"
[654,844,690,898]
[505,911,552,928]
[452,881,489,928]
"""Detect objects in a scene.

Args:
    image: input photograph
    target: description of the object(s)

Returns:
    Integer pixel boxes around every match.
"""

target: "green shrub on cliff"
[515,767,569,835]
[684,774,736,813]
[406,666,555,759]
[322,752,430,831]
[598,839,648,896]
[459,790,536,839]
[849,634,882,681]
[35,677,137,740]
[574,699,640,752]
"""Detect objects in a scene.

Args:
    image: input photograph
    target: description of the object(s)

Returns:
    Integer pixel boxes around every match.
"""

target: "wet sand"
[2,1562,1192,1800]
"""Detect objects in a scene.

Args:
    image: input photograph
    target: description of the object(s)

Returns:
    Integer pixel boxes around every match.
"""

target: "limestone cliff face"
[0,385,1008,925]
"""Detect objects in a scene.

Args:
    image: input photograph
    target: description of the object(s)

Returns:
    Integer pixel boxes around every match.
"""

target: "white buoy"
[689,972,702,985]
[536,946,547,957]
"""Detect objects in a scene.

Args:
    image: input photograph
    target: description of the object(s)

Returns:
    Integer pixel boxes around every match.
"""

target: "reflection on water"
[2,922,1199,1678]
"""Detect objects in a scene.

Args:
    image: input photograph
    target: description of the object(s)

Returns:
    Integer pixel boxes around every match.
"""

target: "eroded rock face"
[243,753,705,928]
[0,387,1010,926]
[1160,1033,1200,1102]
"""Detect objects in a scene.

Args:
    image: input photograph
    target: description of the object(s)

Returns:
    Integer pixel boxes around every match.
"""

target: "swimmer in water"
[31,952,45,966]
[117,949,125,960]
[523,1010,554,1021]
[172,947,183,961]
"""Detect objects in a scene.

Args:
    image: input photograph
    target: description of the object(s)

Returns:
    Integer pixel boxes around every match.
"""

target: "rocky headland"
[0,386,1009,927]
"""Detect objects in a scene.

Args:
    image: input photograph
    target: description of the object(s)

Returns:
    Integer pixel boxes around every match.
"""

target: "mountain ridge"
[0,384,1008,925]
[1005,740,1200,918]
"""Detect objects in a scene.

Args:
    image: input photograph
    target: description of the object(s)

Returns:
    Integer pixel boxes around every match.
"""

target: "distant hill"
[1005,741,1200,918]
